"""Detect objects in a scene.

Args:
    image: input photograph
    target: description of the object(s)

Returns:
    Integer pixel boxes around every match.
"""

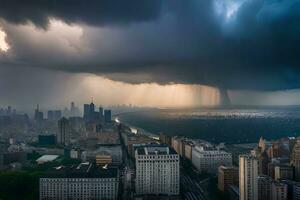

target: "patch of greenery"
[0,171,41,200]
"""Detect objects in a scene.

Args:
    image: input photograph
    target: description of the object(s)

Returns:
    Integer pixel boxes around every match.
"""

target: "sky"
[0,0,300,110]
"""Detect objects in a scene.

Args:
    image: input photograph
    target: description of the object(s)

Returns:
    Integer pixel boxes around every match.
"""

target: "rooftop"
[36,155,59,163]
[136,145,177,155]
[41,162,118,178]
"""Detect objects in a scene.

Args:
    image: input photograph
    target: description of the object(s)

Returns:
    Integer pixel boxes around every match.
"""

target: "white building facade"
[135,146,180,195]
[40,177,118,200]
[39,163,119,200]
[192,145,232,173]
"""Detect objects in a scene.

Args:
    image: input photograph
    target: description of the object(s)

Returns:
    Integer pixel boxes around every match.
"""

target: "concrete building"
[57,117,70,145]
[171,136,183,156]
[239,155,258,200]
[159,133,172,146]
[280,180,300,200]
[184,141,193,160]
[192,145,232,173]
[39,163,119,200]
[218,166,239,192]
[258,175,272,200]
[271,181,288,200]
[291,139,300,181]
[293,183,300,200]
[274,165,294,181]
[251,147,269,175]
[47,110,62,121]
[135,145,180,196]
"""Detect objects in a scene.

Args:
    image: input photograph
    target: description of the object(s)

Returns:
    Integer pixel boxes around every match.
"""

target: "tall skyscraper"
[99,106,104,120]
[71,101,75,112]
[104,110,112,123]
[47,110,62,121]
[291,139,300,181]
[57,117,70,145]
[90,102,95,113]
[34,104,44,122]
[251,147,269,175]
[258,175,272,200]
[239,155,258,200]
[84,102,98,122]
[84,104,90,118]
[135,145,180,195]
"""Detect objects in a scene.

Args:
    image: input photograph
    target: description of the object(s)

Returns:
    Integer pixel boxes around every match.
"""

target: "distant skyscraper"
[34,104,44,122]
[47,110,62,121]
[104,110,112,123]
[57,117,70,145]
[239,155,258,200]
[99,106,104,119]
[71,101,75,112]
[90,102,95,113]
[7,106,11,115]
[291,139,300,181]
[84,102,98,122]
[84,104,90,118]
[258,136,268,152]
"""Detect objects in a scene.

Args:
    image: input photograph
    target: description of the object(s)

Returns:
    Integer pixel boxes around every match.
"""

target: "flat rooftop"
[136,145,177,155]
[41,162,118,178]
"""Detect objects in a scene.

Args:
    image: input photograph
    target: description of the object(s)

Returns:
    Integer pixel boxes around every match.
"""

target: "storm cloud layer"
[0,0,300,90]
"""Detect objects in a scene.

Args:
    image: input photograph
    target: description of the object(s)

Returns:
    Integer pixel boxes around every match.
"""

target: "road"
[181,173,209,200]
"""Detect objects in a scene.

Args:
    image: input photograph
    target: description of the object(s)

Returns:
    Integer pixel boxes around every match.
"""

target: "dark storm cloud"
[0,0,300,90]
[0,0,163,27]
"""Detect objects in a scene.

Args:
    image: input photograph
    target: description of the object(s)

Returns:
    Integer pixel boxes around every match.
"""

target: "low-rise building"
[70,148,83,159]
[39,162,119,200]
[192,145,232,173]
[96,154,113,166]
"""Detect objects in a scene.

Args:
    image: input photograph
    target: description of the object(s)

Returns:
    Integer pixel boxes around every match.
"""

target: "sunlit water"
[117,108,300,144]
